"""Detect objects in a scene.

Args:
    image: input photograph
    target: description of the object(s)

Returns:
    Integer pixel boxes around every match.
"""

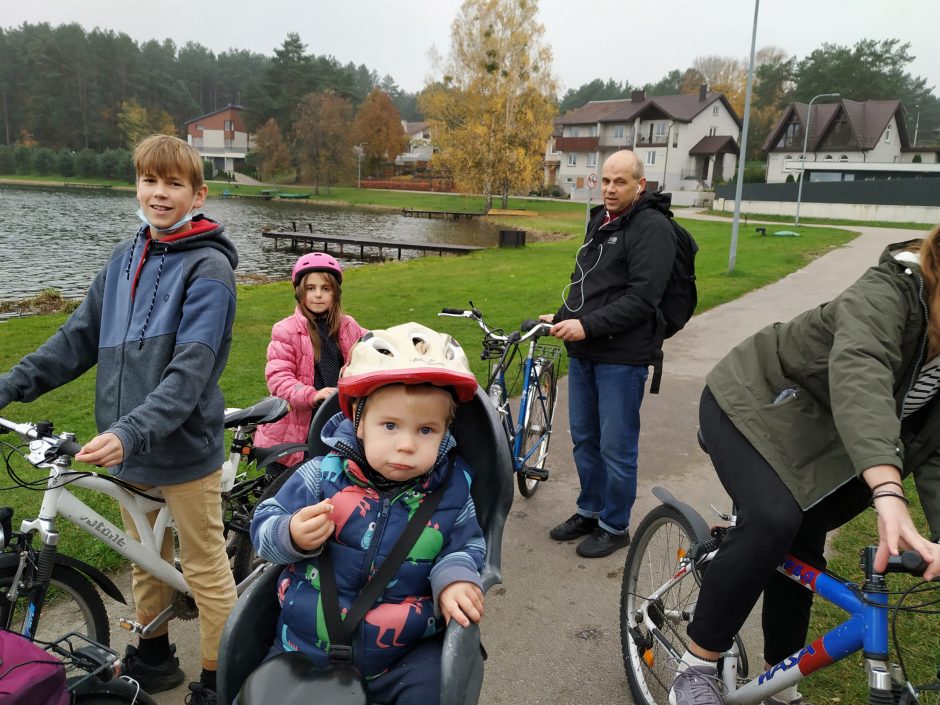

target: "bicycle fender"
[0,552,125,604]
[55,554,127,605]
[651,486,712,541]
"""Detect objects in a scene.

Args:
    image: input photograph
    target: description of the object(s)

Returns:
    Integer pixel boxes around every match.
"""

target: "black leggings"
[687,386,871,665]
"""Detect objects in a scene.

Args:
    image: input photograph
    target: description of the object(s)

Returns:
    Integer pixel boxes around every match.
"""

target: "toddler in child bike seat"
[249,323,486,703]
[253,252,367,468]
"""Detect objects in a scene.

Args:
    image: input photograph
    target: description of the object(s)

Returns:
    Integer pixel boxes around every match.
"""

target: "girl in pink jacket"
[254,253,366,466]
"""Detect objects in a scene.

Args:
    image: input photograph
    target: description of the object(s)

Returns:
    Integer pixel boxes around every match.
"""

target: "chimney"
[699,84,708,102]
[631,90,646,103]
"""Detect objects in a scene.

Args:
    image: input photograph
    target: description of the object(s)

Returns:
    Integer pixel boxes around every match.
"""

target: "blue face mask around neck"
[136,194,199,235]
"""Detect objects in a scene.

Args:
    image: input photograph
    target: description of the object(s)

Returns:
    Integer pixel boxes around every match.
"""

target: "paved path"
[102,219,925,704]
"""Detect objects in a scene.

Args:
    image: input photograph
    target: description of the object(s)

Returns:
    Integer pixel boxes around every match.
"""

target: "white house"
[394,120,435,172]
[762,99,939,183]
[547,87,741,205]
[184,104,251,175]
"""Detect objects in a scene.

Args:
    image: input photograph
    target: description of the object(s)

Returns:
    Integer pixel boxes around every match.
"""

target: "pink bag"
[0,630,69,705]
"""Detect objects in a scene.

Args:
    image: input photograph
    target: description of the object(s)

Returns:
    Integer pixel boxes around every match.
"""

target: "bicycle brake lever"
[709,504,733,522]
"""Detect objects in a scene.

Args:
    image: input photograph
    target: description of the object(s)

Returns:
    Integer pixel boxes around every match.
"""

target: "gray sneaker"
[668,664,724,705]
[762,695,814,705]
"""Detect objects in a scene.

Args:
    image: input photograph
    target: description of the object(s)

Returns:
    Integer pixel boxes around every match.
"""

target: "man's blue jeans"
[567,355,647,534]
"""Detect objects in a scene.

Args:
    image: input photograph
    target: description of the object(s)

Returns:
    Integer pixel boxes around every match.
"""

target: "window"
[564,126,580,138]
[587,125,598,137]
[654,121,668,139]
[567,152,577,166]
[196,123,205,131]
[565,177,574,183]
[824,154,833,160]
[777,120,802,149]
[224,120,234,131]
[839,154,849,162]
[712,105,719,116]
[708,127,717,137]
[613,125,625,139]
[587,152,597,167]
[673,130,678,148]
[645,151,656,166]
[884,125,892,143]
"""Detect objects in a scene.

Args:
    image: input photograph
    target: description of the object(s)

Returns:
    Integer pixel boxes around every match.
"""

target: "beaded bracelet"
[870,480,904,492]
[871,491,910,507]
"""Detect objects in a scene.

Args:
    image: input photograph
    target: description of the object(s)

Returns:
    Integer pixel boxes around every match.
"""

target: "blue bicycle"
[439,303,563,497]
[620,486,940,704]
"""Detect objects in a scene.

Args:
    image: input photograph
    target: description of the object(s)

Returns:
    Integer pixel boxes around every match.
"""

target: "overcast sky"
[5,0,938,98]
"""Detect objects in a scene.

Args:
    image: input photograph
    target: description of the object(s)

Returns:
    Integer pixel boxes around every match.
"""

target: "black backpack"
[650,217,699,394]
[659,218,699,338]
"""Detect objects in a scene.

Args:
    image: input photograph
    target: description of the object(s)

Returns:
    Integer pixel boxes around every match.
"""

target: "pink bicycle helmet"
[291,252,343,286]
[338,323,479,418]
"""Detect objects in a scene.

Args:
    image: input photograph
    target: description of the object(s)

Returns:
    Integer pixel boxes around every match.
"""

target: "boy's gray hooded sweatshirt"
[0,216,238,484]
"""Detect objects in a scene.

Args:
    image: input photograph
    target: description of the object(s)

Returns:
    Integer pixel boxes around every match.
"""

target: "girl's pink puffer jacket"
[253,307,366,466]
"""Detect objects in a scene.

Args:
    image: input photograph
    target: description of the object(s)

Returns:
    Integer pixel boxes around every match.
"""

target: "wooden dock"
[261,231,481,260]
[401,208,485,220]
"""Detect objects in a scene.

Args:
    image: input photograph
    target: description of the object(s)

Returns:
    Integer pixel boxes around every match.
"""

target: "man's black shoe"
[549,513,598,541]
[122,643,185,693]
[576,528,631,558]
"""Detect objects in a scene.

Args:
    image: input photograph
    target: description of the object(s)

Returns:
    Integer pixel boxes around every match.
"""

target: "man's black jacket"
[553,190,675,366]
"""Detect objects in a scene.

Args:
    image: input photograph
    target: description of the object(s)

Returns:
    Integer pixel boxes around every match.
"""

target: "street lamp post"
[794,92,839,226]
[355,143,367,188]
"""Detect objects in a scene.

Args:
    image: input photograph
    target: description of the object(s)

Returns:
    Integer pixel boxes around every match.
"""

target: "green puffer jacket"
[707,240,940,540]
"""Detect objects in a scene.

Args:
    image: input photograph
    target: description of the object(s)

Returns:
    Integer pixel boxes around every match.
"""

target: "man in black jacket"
[541,149,675,557]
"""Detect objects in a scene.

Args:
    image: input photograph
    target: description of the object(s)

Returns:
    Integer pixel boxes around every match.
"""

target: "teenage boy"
[0,134,239,705]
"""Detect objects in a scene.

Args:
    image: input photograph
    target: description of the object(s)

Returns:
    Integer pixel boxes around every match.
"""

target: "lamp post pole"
[355,143,367,188]
[728,0,759,274]
[794,92,839,226]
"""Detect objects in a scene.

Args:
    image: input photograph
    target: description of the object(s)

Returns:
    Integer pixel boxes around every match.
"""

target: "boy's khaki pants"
[119,468,237,670]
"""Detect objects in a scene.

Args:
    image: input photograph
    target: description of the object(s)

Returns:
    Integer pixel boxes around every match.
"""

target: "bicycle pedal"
[117,618,144,634]
[523,466,549,481]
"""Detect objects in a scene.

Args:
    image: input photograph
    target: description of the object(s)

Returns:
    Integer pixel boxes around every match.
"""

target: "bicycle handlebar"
[439,306,553,344]
[0,416,83,459]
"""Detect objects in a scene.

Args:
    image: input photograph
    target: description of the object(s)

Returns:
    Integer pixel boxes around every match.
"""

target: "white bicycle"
[0,409,283,647]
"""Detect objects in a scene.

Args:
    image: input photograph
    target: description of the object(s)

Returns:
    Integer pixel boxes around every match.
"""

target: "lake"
[0,184,500,302]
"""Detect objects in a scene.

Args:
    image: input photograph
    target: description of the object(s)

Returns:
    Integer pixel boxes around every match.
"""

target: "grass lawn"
[703,208,933,232]
[2,218,855,575]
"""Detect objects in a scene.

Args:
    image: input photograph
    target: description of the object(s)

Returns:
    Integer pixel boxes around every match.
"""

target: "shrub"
[0,145,14,174]
[203,159,214,181]
[31,147,56,175]
[75,148,98,178]
[13,144,33,174]
[57,150,75,178]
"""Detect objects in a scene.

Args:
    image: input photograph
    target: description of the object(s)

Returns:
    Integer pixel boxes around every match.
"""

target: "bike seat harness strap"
[319,455,455,662]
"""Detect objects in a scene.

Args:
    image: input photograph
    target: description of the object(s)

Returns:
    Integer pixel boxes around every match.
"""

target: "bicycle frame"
[637,544,906,705]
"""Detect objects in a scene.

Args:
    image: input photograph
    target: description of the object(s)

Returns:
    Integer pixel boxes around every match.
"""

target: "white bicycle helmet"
[338,322,478,418]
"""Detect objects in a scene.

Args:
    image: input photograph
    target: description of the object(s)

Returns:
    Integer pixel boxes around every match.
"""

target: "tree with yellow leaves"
[420,0,558,209]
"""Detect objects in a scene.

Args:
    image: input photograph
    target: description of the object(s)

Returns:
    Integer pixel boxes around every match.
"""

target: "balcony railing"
[636,135,668,147]
[599,136,634,148]
[680,169,705,180]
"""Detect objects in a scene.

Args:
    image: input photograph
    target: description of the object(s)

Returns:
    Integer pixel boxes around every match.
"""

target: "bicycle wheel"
[620,505,707,705]
[0,563,110,646]
[230,464,298,583]
[517,359,558,498]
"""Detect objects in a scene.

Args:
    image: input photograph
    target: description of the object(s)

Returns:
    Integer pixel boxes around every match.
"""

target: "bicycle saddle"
[224,397,290,429]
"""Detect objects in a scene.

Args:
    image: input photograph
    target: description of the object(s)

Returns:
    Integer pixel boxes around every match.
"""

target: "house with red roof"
[762,99,938,183]
[184,104,251,176]
[546,86,741,204]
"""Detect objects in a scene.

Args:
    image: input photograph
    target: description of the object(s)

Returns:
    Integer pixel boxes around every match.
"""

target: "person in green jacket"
[668,229,940,705]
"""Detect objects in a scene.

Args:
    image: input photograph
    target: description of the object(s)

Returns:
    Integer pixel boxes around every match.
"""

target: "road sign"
[586,172,597,188]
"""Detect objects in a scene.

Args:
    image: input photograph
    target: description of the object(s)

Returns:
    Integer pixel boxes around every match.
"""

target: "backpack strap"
[319,455,455,662]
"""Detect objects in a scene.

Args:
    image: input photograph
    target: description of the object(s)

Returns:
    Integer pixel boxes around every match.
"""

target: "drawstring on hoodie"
[124,230,143,279]
[138,247,167,349]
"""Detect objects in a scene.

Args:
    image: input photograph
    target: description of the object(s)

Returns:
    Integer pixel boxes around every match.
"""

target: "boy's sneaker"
[122,643,185,693]
[184,681,218,705]
[668,664,724,705]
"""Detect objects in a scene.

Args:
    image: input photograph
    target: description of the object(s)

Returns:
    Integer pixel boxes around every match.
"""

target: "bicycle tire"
[516,359,558,498]
[620,505,707,705]
[0,563,110,646]
[230,464,298,583]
